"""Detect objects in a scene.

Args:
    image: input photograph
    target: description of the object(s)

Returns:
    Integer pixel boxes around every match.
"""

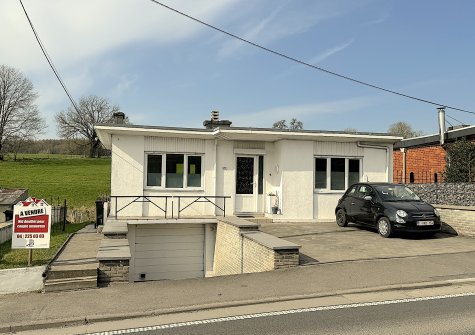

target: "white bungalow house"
[94,113,400,283]
[96,113,400,222]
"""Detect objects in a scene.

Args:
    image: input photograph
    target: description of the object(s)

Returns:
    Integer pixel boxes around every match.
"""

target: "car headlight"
[434,208,440,217]
[396,210,408,217]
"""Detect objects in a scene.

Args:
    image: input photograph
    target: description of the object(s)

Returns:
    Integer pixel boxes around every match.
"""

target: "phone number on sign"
[16,234,45,238]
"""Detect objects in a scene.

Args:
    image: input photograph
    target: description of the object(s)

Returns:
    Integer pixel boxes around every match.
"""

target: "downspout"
[401,148,406,184]
[356,142,390,182]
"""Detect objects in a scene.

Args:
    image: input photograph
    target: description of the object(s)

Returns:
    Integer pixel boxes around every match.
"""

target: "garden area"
[0,154,111,268]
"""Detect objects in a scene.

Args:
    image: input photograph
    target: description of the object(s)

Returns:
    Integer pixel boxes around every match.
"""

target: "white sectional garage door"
[134,224,205,281]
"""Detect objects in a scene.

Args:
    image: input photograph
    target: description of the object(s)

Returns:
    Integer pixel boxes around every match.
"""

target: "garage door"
[134,224,205,281]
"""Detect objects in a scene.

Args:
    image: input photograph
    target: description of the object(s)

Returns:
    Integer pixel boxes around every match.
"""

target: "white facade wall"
[109,133,391,221]
[277,140,314,220]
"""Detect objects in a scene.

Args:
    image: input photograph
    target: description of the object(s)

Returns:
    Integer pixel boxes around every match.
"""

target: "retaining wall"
[435,205,475,238]
[407,183,475,206]
[213,217,300,276]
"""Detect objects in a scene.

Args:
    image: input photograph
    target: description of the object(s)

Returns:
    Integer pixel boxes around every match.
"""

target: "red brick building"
[393,125,475,184]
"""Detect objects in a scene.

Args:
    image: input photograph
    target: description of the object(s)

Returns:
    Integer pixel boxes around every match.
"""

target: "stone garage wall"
[406,183,475,206]
[434,205,475,238]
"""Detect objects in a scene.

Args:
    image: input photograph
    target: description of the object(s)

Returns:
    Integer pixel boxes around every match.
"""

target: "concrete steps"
[43,225,102,293]
[44,265,98,292]
[44,276,98,293]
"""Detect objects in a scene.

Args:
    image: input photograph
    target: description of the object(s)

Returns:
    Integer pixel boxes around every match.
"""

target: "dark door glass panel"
[236,157,254,194]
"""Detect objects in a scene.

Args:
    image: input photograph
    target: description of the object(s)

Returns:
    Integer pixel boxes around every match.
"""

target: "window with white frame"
[146,153,202,188]
[314,157,361,191]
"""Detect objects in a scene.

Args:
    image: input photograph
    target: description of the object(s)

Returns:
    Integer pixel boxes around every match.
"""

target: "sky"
[1,0,475,139]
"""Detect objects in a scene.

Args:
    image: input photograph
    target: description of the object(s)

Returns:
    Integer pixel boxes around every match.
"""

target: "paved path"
[260,221,475,264]
[49,225,102,272]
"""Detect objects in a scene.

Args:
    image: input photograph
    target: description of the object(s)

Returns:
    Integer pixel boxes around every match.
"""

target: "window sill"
[314,190,345,195]
[144,187,205,192]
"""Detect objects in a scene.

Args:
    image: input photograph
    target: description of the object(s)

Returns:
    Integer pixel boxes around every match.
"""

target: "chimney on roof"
[112,112,125,124]
[438,107,446,145]
[203,110,232,129]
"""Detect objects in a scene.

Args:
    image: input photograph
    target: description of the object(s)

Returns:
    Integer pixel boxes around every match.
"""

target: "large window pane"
[348,159,360,186]
[187,156,202,187]
[166,154,184,188]
[147,155,162,186]
[314,158,327,189]
[331,158,345,190]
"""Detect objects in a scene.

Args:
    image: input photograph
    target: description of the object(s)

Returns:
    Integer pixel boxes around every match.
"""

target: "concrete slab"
[97,239,131,260]
[260,221,475,264]
[241,231,300,250]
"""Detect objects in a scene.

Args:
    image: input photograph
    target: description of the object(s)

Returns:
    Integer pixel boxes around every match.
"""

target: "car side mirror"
[364,195,372,201]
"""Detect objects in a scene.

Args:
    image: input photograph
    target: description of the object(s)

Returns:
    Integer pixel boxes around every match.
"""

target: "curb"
[2,277,475,333]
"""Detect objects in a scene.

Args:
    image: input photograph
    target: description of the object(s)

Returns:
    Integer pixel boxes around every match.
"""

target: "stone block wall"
[98,260,129,286]
[435,205,475,238]
[274,250,300,269]
[407,183,475,206]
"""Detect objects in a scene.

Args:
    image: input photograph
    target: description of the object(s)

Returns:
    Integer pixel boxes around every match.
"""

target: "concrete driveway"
[260,221,475,265]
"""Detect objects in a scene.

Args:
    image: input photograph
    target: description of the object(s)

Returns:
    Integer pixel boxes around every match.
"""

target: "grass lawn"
[0,155,111,208]
[0,222,90,269]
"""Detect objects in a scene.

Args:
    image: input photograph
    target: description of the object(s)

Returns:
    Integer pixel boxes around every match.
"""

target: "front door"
[235,156,258,213]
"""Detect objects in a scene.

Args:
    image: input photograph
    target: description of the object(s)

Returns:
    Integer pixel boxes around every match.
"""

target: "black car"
[335,183,441,237]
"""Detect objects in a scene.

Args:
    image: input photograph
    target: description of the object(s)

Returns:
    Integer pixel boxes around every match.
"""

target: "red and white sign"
[12,197,52,249]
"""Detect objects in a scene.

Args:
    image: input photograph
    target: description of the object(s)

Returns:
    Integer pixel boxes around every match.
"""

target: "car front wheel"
[336,209,348,227]
[377,217,392,238]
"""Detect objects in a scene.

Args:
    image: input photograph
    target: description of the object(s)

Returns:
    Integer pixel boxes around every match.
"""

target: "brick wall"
[393,145,446,183]
[213,222,248,276]
[213,217,300,276]
[435,205,475,238]
[98,260,129,286]
[242,238,275,273]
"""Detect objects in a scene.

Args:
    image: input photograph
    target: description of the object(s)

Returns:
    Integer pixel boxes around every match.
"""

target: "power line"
[446,114,465,125]
[149,0,474,115]
[19,0,80,113]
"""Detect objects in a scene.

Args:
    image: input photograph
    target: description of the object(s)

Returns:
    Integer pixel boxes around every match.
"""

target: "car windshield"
[374,185,421,202]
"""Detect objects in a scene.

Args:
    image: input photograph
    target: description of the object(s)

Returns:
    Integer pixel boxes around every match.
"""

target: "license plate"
[417,220,434,226]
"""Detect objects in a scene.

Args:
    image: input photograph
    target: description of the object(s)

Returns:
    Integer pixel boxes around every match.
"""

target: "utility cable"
[19,0,81,113]
[446,114,465,125]
[148,0,474,115]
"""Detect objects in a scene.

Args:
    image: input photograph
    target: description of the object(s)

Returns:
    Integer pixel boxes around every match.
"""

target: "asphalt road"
[114,294,475,335]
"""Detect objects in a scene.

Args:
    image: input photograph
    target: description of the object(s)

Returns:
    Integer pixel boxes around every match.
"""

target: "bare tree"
[272,118,304,130]
[289,118,303,130]
[56,95,120,158]
[388,121,423,139]
[272,120,288,129]
[0,65,46,159]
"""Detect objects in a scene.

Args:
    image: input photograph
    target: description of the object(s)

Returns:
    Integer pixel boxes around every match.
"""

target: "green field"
[0,155,111,207]
[0,222,89,269]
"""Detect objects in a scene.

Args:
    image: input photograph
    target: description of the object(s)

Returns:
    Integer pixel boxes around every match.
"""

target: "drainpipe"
[401,148,406,184]
[438,107,446,146]
[357,142,390,182]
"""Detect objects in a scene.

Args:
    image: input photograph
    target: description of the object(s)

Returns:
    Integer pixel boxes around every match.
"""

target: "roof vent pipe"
[211,110,220,121]
[438,107,446,145]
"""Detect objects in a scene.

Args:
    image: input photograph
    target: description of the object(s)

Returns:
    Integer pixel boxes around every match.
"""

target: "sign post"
[11,197,52,265]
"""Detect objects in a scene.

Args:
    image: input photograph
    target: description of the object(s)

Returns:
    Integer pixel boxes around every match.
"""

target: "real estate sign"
[12,197,52,249]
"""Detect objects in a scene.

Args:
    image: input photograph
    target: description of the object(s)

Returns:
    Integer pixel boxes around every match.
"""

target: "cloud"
[215,1,346,61]
[308,39,355,64]
[231,96,377,128]
[0,0,240,73]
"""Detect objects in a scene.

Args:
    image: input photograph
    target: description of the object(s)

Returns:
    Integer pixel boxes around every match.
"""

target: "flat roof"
[95,123,401,149]
[394,125,475,149]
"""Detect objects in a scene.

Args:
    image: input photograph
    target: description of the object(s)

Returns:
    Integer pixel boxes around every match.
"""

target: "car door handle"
[351,203,355,205]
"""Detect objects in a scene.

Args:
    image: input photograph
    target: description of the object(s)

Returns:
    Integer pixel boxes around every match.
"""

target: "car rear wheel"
[377,217,392,238]
[336,209,348,227]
